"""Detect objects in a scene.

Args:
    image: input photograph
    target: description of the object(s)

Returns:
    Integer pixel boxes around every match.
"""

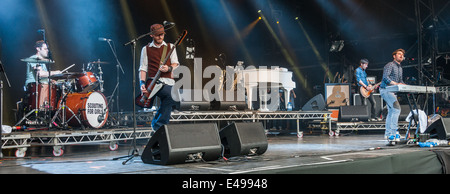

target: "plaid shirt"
[380,61,404,89]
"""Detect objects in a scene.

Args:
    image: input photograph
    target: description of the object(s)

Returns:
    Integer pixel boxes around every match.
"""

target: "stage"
[1,3,450,191]
[1,132,449,174]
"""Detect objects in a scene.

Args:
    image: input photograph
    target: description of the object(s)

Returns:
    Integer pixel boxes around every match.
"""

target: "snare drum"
[75,72,98,93]
[27,83,58,111]
[60,92,108,129]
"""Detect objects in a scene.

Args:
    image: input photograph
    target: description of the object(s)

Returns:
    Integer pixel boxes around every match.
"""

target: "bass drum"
[61,92,108,129]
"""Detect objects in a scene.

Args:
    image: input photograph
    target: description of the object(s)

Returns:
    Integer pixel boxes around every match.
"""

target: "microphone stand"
[0,60,11,158]
[112,32,149,165]
[113,22,174,164]
[104,40,125,127]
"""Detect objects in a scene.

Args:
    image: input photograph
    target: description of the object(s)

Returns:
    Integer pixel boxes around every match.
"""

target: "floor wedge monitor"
[425,116,450,140]
[141,123,222,165]
[219,122,268,158]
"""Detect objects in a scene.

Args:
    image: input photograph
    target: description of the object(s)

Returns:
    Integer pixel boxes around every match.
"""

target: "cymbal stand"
[97,62,104,93]
[103,40,124,126]
[40,29,54,129]
[35,66,40,119]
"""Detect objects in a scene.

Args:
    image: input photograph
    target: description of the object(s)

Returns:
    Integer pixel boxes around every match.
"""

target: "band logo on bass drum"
[87,103,105,114]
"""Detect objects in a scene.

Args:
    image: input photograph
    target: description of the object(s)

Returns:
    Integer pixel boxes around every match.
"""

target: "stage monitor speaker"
[210,90,247,111]
[424,116,450,140]
[353,93,383,118]
[177,89,211,111]
[141,123,222,165]
[302,94,326,111]
[381,104,410,121]
[338,105,370,122]
[219,122,268,158]
[399,105,412,121]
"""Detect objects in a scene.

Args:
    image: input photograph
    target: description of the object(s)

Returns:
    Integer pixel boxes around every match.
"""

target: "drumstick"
[61,64,75,73]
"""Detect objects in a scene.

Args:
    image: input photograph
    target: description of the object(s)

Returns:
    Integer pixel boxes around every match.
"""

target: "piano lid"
[238,67,296,89]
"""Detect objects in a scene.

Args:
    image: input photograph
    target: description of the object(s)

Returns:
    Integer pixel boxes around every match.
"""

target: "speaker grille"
[339,105,370,122]
[167,123,220,149]
[235,122,266,144]
[219,122,268,157]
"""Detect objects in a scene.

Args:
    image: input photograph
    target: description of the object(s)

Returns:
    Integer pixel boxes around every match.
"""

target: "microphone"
[98,37,112,42]
[37,29,45,33]
[163,21,175,26]
[163,21,176,30]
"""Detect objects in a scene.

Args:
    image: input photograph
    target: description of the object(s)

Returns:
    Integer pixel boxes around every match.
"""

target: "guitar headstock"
[174,30,188,46]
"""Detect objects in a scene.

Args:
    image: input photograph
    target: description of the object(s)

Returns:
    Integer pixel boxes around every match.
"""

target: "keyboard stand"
[404,93,421,140]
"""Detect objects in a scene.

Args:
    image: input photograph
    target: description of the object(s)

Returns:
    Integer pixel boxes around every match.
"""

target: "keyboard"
[385,85,436,94]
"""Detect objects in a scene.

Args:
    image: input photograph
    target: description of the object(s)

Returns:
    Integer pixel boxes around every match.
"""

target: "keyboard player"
[379,48,406,144]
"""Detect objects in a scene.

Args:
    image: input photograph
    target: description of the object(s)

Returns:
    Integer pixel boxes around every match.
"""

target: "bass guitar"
[360,82,381,98]
[135,30,188,108]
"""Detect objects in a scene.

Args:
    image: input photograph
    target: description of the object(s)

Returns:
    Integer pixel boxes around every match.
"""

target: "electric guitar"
[135,30,187,108]
[360,82,381,98]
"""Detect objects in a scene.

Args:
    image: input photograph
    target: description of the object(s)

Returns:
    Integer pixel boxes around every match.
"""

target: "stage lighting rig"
[330,40,345,52]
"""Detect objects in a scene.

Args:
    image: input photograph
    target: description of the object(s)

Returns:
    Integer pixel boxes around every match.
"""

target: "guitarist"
[139,23,180,131]
[355,59,380,121]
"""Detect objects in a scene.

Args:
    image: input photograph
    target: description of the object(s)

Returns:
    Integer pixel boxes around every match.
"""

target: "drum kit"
[16,58,110,130]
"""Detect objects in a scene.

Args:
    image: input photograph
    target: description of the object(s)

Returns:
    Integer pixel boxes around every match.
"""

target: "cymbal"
[89,61,109,64]
[49,72,83,80]
[21,57,55,64]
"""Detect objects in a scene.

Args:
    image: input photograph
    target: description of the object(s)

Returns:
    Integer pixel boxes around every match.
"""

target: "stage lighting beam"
[295,19,334,82]
[220,0,255,66]
[257,10,312,96]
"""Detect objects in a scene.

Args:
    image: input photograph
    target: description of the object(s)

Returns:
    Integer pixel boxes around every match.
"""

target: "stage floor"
[1,132,448,174]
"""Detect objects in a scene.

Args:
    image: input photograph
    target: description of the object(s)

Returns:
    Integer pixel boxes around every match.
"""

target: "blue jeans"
[380,88,401,137]
[151,85,175,131]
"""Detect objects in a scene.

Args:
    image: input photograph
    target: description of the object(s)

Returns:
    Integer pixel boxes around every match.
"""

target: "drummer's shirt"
[24,54,49,90]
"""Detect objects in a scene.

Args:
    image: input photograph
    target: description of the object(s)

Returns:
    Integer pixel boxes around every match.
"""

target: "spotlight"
[330,40,345,52]
[258,16,262,20]
[295,17,299,20]
[276,21,280,24]
[258,10,262,13]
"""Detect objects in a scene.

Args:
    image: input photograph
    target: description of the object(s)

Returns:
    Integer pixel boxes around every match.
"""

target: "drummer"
[24,40,61,89]
[23,40,61,110]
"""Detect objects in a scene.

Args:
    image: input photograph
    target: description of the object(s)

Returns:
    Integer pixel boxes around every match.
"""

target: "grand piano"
[236,67,296,111]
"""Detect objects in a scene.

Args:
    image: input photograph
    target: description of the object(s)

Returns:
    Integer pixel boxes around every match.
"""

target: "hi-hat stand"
[15,62,51,128]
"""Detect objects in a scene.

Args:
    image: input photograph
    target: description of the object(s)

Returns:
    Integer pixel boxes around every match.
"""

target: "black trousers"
[357,88,378,118]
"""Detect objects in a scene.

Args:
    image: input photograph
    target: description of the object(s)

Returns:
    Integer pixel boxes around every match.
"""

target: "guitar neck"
[147,46,175,87]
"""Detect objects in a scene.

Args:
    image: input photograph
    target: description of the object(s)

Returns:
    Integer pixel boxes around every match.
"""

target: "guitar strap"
[148,45,169,99]
[160,44,169,67]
